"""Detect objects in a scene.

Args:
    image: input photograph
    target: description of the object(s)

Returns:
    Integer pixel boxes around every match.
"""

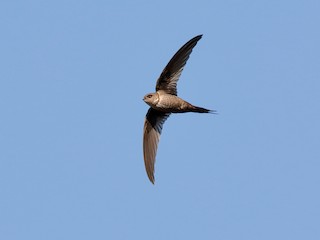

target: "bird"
[143,34,213,184]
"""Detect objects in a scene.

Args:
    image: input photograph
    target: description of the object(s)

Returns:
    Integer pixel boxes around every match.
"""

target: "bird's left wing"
[155,35,202,96]
[143,108,170,184]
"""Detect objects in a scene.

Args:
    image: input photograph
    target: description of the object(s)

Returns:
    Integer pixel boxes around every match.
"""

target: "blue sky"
[1,1,320,239]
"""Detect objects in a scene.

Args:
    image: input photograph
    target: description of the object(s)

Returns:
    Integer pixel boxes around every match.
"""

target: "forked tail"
[191,105,216,114]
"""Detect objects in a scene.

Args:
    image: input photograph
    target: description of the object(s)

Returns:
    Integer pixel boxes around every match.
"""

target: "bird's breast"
[155,94,186,112]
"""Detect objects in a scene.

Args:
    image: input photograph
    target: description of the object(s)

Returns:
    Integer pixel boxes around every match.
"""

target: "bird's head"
[143,93,159,107]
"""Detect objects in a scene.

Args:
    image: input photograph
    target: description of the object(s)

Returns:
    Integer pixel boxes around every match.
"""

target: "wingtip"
[194,34,203,40]
[145,167,155,184]
[148,175,155,184]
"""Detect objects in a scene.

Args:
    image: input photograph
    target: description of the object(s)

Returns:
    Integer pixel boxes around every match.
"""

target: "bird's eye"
[147,95,152,98]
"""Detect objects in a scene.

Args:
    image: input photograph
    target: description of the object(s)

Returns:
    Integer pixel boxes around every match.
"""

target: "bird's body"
[142,35,213,184]
[144,90,211,113]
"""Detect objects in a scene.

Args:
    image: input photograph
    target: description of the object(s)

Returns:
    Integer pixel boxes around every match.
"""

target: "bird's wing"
[155,35,202,96]
[143,108,170,184]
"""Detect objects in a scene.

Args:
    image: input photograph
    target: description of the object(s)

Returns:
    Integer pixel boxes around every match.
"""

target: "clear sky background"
[1,1,319,239]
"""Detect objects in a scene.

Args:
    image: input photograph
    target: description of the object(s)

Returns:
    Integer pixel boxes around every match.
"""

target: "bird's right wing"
[143,108,170,184]
[155,35,202,96]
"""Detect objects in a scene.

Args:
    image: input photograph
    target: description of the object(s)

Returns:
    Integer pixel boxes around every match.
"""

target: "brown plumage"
[143,35,213,184]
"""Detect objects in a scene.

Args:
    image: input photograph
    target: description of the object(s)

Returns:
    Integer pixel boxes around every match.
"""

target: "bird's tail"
[190,105,215,114]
